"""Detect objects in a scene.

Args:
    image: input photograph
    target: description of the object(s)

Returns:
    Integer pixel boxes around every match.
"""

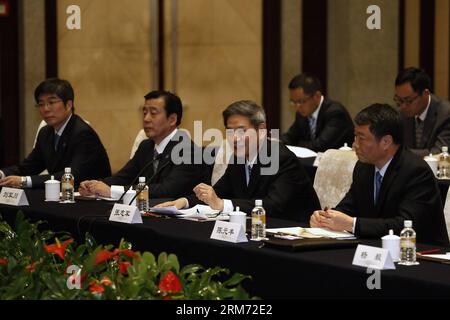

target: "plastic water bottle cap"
[404,220,412,228]
[139,176,145,183]
[443,146,448,152]
[255,199,262,206]
[64,167,71,173]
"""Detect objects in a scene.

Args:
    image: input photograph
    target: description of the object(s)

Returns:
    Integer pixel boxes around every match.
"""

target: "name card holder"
[352,244,395,270]
[109,203,142,224]
[210,221,247,243]
[0,187,29,206]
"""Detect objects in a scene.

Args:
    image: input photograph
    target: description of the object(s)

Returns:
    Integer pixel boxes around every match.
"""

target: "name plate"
[109,204,142,224]
[352,244,395,270]
[0,187,29,206]
[210,221,247,243]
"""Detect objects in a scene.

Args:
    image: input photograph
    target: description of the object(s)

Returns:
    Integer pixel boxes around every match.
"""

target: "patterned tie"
[54,134,60,151]
[246,164,252,186]
[415,117,423,148]
[153,150,159,173]
[308,116,316,139]
[374,171,382,204]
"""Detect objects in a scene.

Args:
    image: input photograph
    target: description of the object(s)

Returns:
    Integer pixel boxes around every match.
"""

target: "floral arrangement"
[0,212,253,300]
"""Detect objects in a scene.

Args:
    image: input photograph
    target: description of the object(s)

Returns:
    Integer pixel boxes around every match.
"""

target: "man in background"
[281,73,354,152]
[394,67,450,157]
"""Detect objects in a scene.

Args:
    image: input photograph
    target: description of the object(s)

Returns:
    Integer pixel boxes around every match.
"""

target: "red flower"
[119,261,131,275]
[44,238,73,260]
[95,249,119,265]
[0,258,7,266]
[119,249,136,258]
[100,276,113,286]
[159,271,182,293]
[89,281,105,294]
[26,261,39,273]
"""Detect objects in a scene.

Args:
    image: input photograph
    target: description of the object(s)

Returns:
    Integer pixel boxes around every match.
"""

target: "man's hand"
[0,176,22,188]
[154,198,188,210]
[312,209,354,232]
[79,180,111,198]
[310,209,354,232]
[193,183,224,211]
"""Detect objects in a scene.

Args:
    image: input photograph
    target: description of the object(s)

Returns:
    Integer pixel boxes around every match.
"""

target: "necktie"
[374,171,382,204]
[54,134,60,151]
[153,150,159,173]
[308,117,316,139]
[415,117,423,148]
[246,164,252,186]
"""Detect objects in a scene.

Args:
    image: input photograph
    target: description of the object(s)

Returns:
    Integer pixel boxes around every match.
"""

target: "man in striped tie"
[395,67,450,157]
[310,103,448,245]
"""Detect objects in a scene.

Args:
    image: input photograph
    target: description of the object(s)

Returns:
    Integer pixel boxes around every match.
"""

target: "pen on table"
[417,249,441,255]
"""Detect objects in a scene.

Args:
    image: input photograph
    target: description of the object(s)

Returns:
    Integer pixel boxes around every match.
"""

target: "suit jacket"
[281,98,354,152]
[189,140,321,223]
[335,147,449,245]
[403,94,450,157]
[2,114,111,188]
[103,130,208,198]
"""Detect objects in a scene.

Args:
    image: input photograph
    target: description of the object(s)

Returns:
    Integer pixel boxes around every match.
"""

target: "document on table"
[73,192,117,201]
[266,227,355,239]
[149,204,227,221]
[286,145,318,158]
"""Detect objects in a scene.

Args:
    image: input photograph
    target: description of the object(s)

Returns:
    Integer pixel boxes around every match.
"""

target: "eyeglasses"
[290,96,313,106]
[35,99,63,109]
[393,94,421,106]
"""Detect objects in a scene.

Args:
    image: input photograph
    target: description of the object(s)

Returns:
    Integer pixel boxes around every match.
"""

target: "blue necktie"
[54,134,60,151]
[375,171,382,204]
[246,164,252,186]
[308,117,316,138]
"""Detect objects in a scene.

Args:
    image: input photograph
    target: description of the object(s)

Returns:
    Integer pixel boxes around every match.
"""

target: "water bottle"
[251,199,266,241]
[398,220,419,266]
[438,146,450,179]
[136,177,149,213]
[60,167,75,203]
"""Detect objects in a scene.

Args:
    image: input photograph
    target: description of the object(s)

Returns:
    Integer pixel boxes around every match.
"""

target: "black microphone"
[116,152,164,204]
[127,153,171,205]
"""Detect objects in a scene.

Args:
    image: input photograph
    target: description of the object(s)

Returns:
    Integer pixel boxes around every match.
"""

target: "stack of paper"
[266,227,355,239]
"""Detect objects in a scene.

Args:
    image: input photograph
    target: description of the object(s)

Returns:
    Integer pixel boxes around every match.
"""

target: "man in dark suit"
[395,67,450,157]
[79,90,206,199]
[310,104,449,245]
[281,73,354,152]
[0,78,111,188]
[158,100,321,223]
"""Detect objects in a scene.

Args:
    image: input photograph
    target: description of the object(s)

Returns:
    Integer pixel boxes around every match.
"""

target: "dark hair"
[395,67,432,94]
[288,73,322,95]
[354,103,403,145]
[222,100,266,128]
[34,78,75,112]
[144,90,183,126]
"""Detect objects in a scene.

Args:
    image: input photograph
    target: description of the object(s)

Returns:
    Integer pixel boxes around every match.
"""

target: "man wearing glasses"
[394,67,450,157]
[281,73,354,152]
[0,78,111,188]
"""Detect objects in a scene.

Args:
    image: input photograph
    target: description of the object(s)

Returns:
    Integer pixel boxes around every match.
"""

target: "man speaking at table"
[79,90,206,199]
[0,78,111,189]
[310,103,449,245]
[157,100,321,222]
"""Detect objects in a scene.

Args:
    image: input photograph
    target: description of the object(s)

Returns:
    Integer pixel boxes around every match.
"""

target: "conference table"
[1,189,450,300]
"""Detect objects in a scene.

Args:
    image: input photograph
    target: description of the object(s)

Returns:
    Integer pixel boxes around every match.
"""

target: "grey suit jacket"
[403,94,450,157]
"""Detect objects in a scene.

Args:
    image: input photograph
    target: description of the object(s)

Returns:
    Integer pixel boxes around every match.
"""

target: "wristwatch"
[20,176,27,189]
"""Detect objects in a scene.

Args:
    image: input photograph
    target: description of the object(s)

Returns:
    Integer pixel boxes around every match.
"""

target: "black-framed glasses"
[35,99,63,109]
[393,94,421,106]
